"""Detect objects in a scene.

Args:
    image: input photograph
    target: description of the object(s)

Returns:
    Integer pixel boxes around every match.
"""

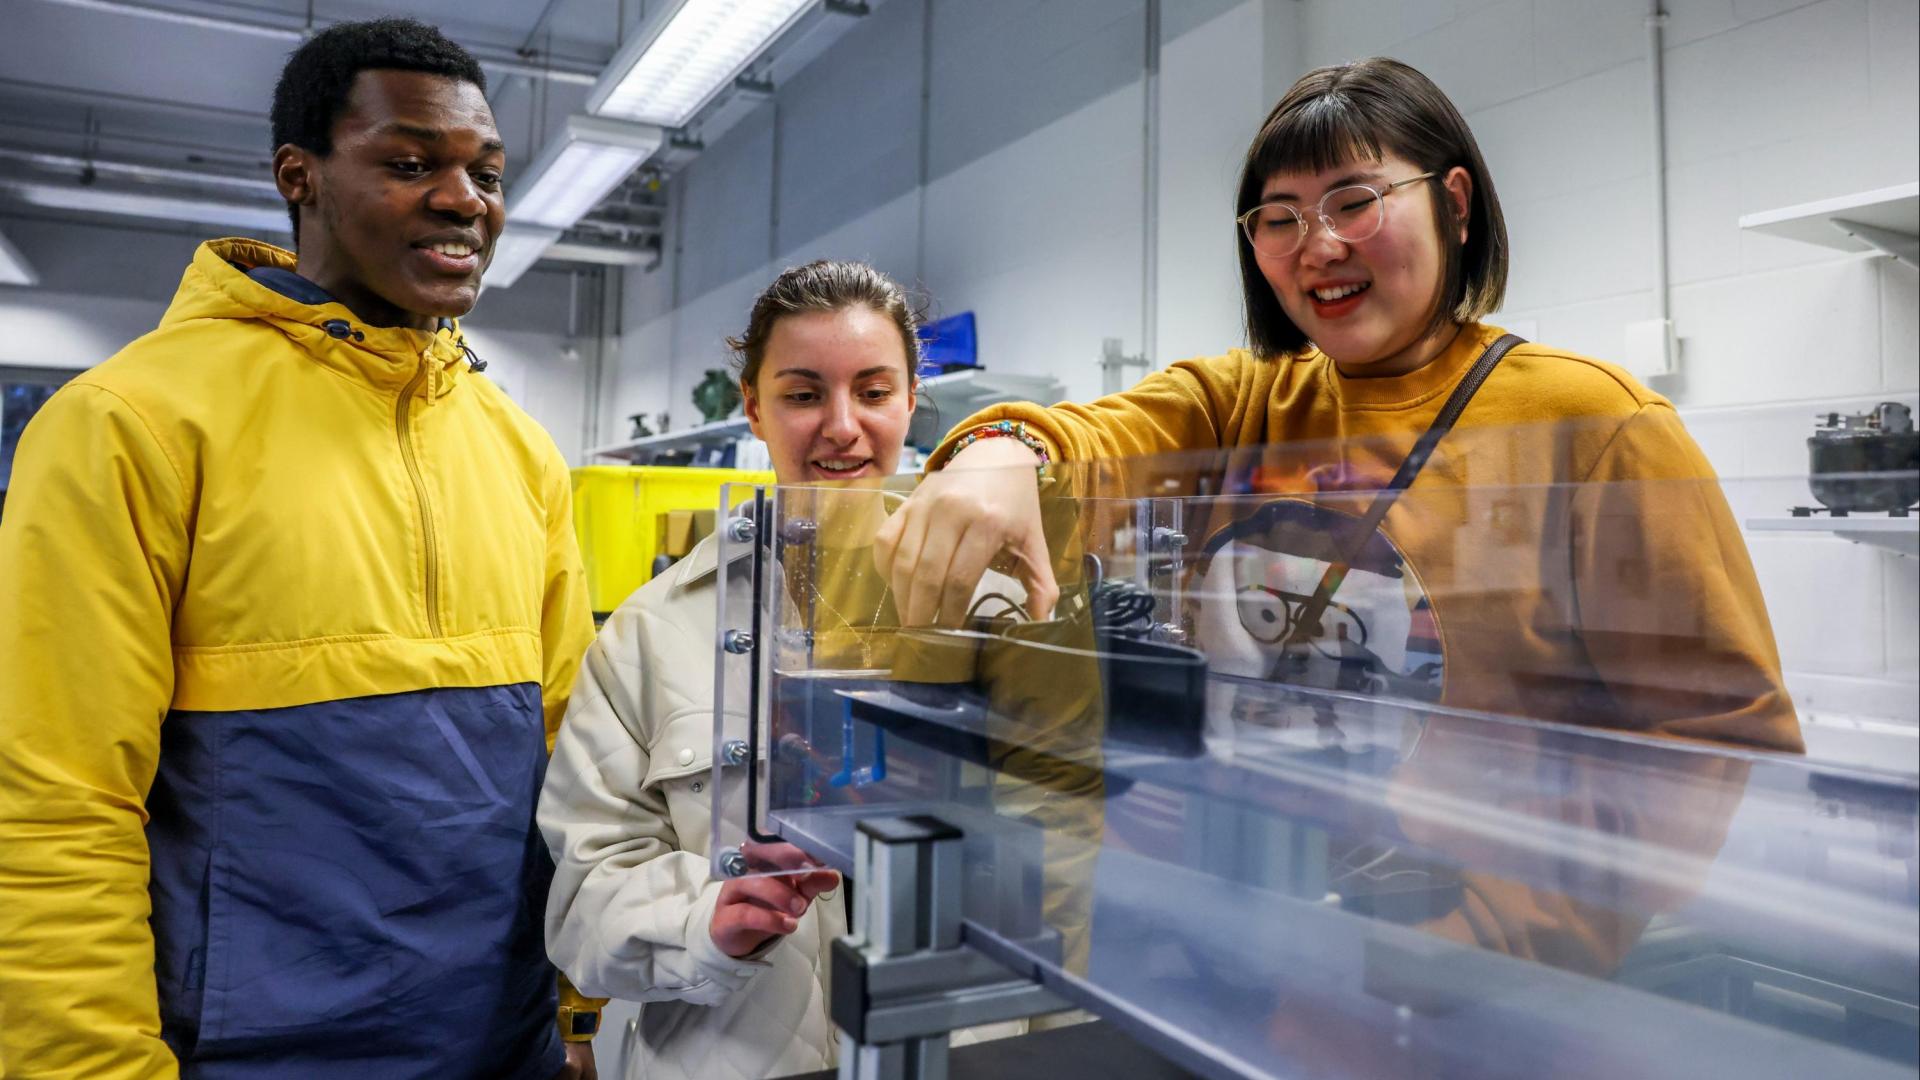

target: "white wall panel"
[1664,0,1872,167]
[1666,257,1884,407]
[1387,0,1539,114]
[922,83,1143,403]
[1882,261,1919,392]
[463,326,589,458]
[1748,535,1888,678]
[1154,0,1269,365]
[1532,0,1648,86]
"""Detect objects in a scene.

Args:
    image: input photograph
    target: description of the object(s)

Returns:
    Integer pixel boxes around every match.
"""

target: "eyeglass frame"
[1235,171,1439,259]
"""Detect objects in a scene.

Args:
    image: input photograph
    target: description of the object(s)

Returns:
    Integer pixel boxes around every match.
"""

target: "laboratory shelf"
[1745,514,1918,558]
[1738,182,1919,266]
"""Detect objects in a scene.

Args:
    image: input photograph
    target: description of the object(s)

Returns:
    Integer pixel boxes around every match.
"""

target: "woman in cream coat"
[540,261,1013,1080]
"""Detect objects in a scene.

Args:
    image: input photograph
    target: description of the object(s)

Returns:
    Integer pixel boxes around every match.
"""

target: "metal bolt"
[721,739,750,766]
[722,629,754,654]
[1151,526,1187,552]
[719,848,749,878]
[1149,622,1186,644]
[779,518,818,546]
[726,516,758,543]
[777,627,815,651]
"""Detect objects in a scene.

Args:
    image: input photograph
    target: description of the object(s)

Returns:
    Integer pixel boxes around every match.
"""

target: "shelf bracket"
[1830,218,1919,269]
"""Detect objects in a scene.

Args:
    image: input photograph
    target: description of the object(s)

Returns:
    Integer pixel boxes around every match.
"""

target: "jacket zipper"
[395,358,444,637]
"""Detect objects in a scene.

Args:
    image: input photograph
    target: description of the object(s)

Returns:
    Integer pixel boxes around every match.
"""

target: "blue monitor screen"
[917,311,977,376]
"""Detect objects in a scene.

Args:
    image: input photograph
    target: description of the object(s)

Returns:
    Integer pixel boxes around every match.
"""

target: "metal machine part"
[831,816,1070,1080]
[1804,402,1919,515]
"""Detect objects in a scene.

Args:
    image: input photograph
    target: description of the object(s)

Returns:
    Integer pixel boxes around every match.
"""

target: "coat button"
[676,748,695,766]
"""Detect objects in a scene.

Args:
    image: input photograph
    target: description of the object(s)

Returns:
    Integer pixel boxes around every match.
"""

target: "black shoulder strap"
[1282,333,1525,649]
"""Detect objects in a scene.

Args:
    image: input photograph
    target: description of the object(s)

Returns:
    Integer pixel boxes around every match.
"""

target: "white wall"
[604,0,1918,723]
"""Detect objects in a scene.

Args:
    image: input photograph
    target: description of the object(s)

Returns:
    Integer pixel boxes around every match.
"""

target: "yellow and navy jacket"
[0,238,595,1079]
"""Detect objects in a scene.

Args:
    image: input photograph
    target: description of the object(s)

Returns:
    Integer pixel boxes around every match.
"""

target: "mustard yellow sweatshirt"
[932,322,1800,753]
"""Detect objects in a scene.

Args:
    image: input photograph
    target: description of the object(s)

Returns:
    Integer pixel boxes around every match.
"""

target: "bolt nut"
[722,629,754,654]
[721,739,750,766]
[1151,526,1188,552]
[726,516,758,543]
[719,848,749,877]
[779,518,819,546]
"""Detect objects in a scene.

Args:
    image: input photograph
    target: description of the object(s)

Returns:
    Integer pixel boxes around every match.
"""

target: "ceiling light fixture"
[4,181,288,234]
[486,116,662,289]
[509,115,665,233]
[483,224,564,290]
[588,0,813,128]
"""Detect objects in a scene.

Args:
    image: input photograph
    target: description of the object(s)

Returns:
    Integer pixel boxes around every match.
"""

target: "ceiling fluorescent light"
[484,224,564,289]
[589,0,813,127]
[6,182,288,234]
[508,115,664,231]
[0,226,36,286]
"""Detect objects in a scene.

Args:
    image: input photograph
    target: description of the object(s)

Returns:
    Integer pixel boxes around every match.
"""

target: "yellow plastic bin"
[570,465,774,617]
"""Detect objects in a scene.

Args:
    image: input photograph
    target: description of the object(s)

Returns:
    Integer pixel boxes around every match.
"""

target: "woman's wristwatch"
[557,974,608,1042]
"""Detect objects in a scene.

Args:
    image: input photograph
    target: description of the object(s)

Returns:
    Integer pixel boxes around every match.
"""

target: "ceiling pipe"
[25,0,602,86]
[0,147,277,196]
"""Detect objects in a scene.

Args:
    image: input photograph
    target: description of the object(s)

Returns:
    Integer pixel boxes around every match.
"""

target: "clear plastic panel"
[712,435,1919,1077]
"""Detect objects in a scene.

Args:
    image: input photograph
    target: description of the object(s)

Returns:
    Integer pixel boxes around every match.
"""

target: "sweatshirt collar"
[1316,322,1508,410]
[168,238,474,400]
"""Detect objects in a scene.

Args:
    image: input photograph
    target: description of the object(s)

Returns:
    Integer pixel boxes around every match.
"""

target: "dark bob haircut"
[1235,57,1508,359]
[269,18,487,240]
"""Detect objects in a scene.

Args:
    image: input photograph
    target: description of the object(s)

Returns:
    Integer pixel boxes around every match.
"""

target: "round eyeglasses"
[1237,172,1437,259]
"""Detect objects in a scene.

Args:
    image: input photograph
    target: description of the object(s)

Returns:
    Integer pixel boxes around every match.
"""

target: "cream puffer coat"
[539,533,844,1080]
[539,533,1030,1080]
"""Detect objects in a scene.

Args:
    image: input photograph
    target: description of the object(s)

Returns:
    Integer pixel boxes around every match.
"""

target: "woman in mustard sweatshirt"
[875,57,1800,753]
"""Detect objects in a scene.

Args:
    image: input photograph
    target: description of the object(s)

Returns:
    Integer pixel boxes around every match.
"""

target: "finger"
[904,513,962,627]
[726,874,809,916]
[873,502,904,579]
[795,869,841,900]
[939,521,1005,628]
[714,903,796,949]
[887,506,934,626]
[1013,528,1060,621]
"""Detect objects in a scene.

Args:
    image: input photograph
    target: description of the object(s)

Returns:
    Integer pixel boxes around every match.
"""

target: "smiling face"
[1254,152,1472,377]
[743,306,917,484]
[275,69,505,330]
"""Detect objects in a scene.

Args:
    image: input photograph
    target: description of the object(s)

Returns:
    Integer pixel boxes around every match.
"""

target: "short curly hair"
[269,18,487,240]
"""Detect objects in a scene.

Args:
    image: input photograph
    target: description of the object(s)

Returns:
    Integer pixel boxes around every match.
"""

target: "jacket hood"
[163,238,476,399]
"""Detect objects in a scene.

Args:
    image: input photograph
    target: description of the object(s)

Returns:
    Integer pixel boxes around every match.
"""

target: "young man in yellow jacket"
[0,19,599,1079]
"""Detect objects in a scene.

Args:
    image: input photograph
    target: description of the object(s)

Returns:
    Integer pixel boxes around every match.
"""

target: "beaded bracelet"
[947,419,1051,469]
